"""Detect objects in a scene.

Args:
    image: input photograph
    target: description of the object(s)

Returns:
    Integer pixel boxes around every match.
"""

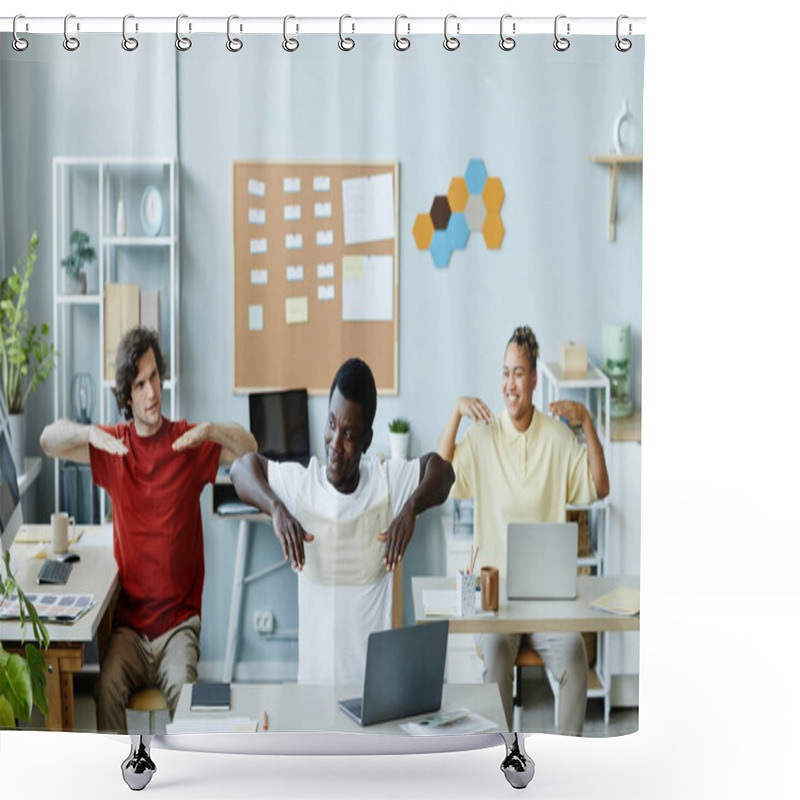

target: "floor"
[72,670,638,737]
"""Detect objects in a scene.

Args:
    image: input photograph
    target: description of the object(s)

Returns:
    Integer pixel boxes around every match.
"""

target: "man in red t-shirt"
[40,327,257,732]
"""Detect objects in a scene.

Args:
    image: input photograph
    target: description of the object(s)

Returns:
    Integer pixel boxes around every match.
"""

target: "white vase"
[8,412,26,475]
[389,431,409,461]
[116,198,127,237]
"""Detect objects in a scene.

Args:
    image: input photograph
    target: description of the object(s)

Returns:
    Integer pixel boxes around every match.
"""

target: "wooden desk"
[411,575,640,634]
[172,682,505,735]
[0,526,119,731]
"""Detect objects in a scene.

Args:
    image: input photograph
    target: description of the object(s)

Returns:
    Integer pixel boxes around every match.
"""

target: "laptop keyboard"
[36,559,73,585]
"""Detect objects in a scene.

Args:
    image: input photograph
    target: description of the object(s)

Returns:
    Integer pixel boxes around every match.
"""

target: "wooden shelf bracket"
[588,153,643,242]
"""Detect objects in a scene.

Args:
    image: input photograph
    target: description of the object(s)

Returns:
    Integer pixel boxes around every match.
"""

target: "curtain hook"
[227,15,243,52]
[394,14,410,51]
[283,15,299,52]
[615,15,632,52]
[339,14,355,51]
[499,14,516,51]
[122,14,139,52]
[12,15,29,52]
[553,14,570,52]
[443,14,460,51]
[63,13,80,51]
[176,14,192,51]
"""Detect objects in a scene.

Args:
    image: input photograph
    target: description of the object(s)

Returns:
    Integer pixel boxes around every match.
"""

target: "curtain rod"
[0,16,646,37]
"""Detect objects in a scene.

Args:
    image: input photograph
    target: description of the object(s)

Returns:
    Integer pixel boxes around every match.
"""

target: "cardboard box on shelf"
[105,283,140,381]
[559,340,587,378]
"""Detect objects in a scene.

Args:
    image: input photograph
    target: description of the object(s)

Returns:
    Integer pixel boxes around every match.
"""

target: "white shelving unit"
[52,156,179,521]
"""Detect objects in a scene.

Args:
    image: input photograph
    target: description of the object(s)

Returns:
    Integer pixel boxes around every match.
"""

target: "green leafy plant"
[388,417,410,434]
[0,550,49,728]
[0,232,58,414]
[59,229,96,280]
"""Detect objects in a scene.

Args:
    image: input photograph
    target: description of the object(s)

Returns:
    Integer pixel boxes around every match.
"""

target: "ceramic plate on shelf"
[140,185,163,236]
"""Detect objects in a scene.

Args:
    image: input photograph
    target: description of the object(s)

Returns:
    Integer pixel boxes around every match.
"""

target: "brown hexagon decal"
[430,196,452,230]
[413,213,434,250]
[483,177,505,213]
[447,177,469,213]
[483,214,505,249]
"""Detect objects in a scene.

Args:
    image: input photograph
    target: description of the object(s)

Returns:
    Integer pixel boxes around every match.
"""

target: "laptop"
[248,389,311,466]
[339,620,449,726]
[506,522,579,600]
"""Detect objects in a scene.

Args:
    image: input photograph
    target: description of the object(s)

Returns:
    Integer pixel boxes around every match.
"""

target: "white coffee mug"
[51,512,76,555]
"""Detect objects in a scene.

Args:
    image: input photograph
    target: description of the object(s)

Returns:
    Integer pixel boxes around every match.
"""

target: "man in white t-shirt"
[231,358,454,685]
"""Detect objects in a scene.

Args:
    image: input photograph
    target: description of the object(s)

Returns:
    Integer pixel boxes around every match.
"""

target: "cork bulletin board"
[233,161,399,394]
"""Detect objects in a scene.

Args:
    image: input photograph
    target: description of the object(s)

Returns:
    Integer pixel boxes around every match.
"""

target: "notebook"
[506,522,578,600]
[190,682,231,711]
[339,620,449,726]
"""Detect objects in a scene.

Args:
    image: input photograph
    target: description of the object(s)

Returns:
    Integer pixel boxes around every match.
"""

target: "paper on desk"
[15,525,84,545]
[590,586,640,616]
[400,708,499,736]
[166,717,259,734]
[422,589,495,618]
[79,523,114,547]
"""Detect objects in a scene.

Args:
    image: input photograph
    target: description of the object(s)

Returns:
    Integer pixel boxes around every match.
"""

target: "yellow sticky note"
[342,255,365,281]
[285,296,309,324]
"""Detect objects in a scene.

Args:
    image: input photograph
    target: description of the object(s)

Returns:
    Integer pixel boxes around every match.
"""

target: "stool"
[125,687,170,735]
[514,644,559,729]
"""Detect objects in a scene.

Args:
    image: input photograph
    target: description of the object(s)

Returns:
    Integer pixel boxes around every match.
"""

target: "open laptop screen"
[248,389,311,466]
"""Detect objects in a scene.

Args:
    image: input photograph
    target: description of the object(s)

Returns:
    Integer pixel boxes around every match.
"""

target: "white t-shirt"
[268,455,420,685]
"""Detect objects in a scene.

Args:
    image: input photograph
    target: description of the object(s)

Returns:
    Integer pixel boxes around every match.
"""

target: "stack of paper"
[589,587,640,616]
[400,708,499,736]
[166,717,260,734]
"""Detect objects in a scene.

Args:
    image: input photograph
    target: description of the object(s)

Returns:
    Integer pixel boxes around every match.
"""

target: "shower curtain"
[1,20,644,747]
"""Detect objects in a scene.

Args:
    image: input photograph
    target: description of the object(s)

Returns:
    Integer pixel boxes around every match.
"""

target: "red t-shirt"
[90,418,221,640]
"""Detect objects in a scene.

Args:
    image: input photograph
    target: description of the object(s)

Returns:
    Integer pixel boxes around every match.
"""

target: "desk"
[0,526,119,731]
[172,682,505,735]
[411,575,640,634]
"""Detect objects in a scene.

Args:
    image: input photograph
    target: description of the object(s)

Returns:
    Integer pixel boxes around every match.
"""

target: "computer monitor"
[248,389,311,466]
[0,382,23,556]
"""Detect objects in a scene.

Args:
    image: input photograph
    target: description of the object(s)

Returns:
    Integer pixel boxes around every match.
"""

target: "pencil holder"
[456,570,477,617]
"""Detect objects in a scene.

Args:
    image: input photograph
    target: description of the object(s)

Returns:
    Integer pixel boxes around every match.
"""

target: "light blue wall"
[2,34,643,677]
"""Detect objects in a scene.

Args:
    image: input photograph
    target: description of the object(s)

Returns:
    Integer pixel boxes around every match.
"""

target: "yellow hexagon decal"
[482,214,505,249]
[483,177,505,213]
[447,177,469,213]
[413,213,435,250]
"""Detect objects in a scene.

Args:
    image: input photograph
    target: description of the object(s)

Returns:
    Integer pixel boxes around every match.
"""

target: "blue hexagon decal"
[464,159,488,194]
[429,229,453,268]
[446,212,470,250]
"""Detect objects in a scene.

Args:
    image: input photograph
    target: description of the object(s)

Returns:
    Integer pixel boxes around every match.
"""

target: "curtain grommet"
[283,15,299,52]
[226,15,243,52]
[615,15,632,52]
[176,14,192,51]
[394,15,411,51]
[63,13,80,51]
[12,15,29,52]
[499,14,516,51]
[553,14,570,52]
[122,14,139,52]
[338,14,355,51]
[443,14,460,51]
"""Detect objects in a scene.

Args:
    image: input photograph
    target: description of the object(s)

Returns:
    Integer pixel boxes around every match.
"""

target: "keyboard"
[36,559,73,585]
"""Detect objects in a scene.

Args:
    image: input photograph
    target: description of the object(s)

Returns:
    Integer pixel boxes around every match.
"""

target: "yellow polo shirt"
[451,409,597,575]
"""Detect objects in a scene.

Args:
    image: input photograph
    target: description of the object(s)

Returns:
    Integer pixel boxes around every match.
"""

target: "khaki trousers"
[476,630,588,735]
[96,615,201,733]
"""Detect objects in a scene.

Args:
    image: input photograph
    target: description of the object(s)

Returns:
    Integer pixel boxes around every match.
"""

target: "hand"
[172,422,210,452]
[457,396,492,425]
[548,400,589,428]
[88,426,128,457]
[272,500,314,570]
[377,502,416,572]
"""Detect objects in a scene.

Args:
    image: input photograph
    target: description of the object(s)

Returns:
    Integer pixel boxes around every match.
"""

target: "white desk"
[1,525,119,730]
[412,575,640,634]
[173,682,506,735]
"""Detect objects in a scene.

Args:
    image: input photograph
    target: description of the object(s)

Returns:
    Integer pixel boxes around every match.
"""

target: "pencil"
[263,711,268,731]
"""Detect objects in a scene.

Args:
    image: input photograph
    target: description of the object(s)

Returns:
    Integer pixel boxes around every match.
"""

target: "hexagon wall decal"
[483,214,505,249]
[413,213,434,250]
[430,195,452,230]
[430,230,453,267]
[464,159,488,194]
[483,177,505,213]
[447,177,469,213]
[446,212,470,250]
[464,194,487,232]
[413,160,504,267]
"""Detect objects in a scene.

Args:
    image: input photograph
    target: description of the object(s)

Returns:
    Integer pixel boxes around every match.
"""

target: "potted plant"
[388,417,410,460]
[60,229,96,295]
[0,232,58,471]
[0,551,49,728]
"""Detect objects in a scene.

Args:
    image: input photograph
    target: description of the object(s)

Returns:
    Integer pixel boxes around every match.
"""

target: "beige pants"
[96,615,201,733]
[476,631,588,735]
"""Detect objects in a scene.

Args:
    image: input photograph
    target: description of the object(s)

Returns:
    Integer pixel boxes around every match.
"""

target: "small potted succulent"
[388,417,410,460]
[60,229,96,295]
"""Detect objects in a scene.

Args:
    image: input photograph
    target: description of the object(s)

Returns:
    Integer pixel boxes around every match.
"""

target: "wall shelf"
[588,153,643,242]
